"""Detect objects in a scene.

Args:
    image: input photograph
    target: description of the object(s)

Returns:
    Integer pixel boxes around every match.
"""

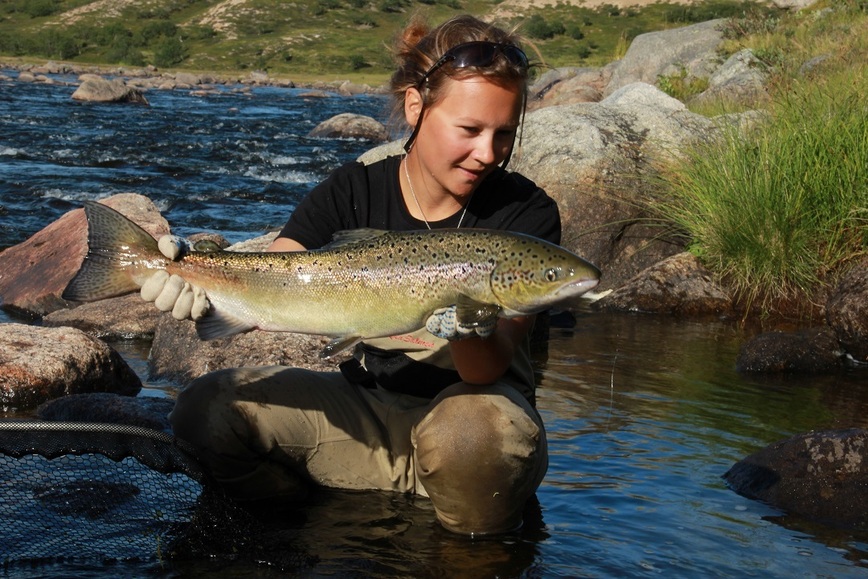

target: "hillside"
[0,0,768,80]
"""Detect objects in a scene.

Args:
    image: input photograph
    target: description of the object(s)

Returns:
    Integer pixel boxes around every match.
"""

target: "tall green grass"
[657,67,867,315]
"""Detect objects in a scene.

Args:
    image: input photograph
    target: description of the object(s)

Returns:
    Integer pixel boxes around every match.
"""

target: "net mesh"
[0,420,313,572]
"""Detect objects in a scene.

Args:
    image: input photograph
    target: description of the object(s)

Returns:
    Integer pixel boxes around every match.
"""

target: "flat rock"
[0,324,141,411]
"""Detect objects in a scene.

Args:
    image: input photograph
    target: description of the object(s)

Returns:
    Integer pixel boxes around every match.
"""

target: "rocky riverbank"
[1,15,866,531]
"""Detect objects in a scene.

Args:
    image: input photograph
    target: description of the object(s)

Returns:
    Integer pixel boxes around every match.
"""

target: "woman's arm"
[268,236,306,252]
[448,315,535,385]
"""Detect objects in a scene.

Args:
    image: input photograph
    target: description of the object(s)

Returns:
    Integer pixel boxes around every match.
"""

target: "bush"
[153,36,187,67]
[656,68,868,312]
[24,0,58,18]
[141,20,178,42]
[524,14,564,40]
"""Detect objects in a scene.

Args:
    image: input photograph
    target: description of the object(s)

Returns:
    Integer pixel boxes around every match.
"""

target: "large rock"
[527,66,612,110]
[0,324,141,411]
[308,113,387,142]
[723,429,868,530]
[38,392,174,431]
[691,49,770,108]
[71,75,149,104]
[43,294,162,339]
[735,327,845,373]
[148,316,349,385]
[826,259,868,363]
[604,19,726,97]
[593,252,733,316]
[511,83,714,290]
[0,194,169,317]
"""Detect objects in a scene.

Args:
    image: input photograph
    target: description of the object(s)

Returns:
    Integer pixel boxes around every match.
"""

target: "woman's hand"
[448,316,534,385]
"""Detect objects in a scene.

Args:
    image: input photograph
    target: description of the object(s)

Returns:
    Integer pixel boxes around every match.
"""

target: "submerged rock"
[736,327,845,373]
[723,428,868,531]
[826,259,868,364]
[38,392,174,432]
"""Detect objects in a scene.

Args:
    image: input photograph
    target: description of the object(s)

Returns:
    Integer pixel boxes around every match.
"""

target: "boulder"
[511,83,713,289]
[594,252,733,316]
[826,259,868,363]
[308,113,388,142]
[38,392,174,431]
[527,66,611,110]
[604,19,726,97]
[691,49,770,108]
[43,294,162,339]
[148,315,349,386]
[71,75,149,104]
[0,194,169,317]
[735,327,845,373]
[723,428,868,530]
[0,324,141,411]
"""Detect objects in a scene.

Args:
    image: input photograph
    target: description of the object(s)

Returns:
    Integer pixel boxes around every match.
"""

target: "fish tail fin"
[62,201,164,302]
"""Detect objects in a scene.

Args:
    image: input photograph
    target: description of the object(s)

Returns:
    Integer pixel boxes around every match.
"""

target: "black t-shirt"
[279,155,561,401]
[279,155,560,247]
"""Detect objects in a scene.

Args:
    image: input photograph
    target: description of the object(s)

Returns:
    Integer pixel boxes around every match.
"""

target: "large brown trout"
[63,202,601,357]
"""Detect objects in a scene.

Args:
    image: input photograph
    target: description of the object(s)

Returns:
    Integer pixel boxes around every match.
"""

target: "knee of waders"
[412,385,547,536]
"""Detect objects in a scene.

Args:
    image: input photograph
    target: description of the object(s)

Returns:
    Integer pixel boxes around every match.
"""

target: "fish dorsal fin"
[323,229,390,250]
[455,295,501,327]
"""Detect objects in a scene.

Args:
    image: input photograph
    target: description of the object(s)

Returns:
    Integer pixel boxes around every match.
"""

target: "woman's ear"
[404,87,424,127]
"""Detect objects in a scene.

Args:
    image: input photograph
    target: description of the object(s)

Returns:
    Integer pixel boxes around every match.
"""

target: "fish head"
[489,238,601,316]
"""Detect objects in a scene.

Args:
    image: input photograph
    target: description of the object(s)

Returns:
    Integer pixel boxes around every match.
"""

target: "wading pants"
[168,366,548,535]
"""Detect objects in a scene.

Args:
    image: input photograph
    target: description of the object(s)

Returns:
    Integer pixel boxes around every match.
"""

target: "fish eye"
[544,268,559,282]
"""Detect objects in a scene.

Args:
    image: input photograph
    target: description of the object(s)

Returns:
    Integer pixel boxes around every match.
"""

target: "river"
[1,70,867,577]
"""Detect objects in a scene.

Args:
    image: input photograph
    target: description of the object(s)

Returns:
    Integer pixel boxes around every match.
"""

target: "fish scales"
[168,234,500,338]
[63,202,601,357]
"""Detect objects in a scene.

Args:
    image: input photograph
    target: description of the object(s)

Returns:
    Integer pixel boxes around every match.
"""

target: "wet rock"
[43,294,162,339]
[594,252,733,316]
[723,428,868,530]
[0,193,169,317]
[71,75,149,104]
[736,327,845,373]
[148,316,349,385]
[826,259,868,364]
[308,113,388,142]
[0,324,141,411]
[38,392,174,432]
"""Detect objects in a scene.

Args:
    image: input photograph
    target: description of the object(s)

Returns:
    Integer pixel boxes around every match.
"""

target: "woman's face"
[406,75,523,200]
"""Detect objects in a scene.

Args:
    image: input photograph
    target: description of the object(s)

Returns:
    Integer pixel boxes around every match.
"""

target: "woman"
[155,14,561,535]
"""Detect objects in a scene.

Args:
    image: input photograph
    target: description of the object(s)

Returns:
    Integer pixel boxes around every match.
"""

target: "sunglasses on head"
[416,41,530,88]
[404,41,530,155]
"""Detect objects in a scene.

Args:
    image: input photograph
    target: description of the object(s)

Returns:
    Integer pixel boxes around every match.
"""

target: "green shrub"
[656,68,868,313]
[154,36,187,67]
[524,14,564,40]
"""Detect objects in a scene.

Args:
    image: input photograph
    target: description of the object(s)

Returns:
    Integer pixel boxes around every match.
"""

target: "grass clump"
[658,66,867,315]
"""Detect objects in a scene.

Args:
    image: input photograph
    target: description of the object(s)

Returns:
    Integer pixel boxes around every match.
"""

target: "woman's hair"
[388,14,529,130]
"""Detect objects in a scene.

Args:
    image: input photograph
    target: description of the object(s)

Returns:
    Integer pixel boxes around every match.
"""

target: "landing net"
[0,420,311,572]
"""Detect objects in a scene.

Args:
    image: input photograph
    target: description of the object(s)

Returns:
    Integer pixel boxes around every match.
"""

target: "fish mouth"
[555,278,600,300]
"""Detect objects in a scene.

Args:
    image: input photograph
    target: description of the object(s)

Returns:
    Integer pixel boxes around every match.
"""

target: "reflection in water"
[8,309,868,577]
[533,310,868,578]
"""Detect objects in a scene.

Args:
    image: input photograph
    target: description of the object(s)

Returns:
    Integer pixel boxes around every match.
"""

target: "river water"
[1,71,867,577]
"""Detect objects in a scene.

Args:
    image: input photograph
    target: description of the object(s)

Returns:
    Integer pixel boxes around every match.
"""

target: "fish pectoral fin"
[454,297,501,327]
[320,336,362,359]
[194,308,256,340]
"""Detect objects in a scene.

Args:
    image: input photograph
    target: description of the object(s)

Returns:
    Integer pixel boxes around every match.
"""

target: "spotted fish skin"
[63,202,601,356]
